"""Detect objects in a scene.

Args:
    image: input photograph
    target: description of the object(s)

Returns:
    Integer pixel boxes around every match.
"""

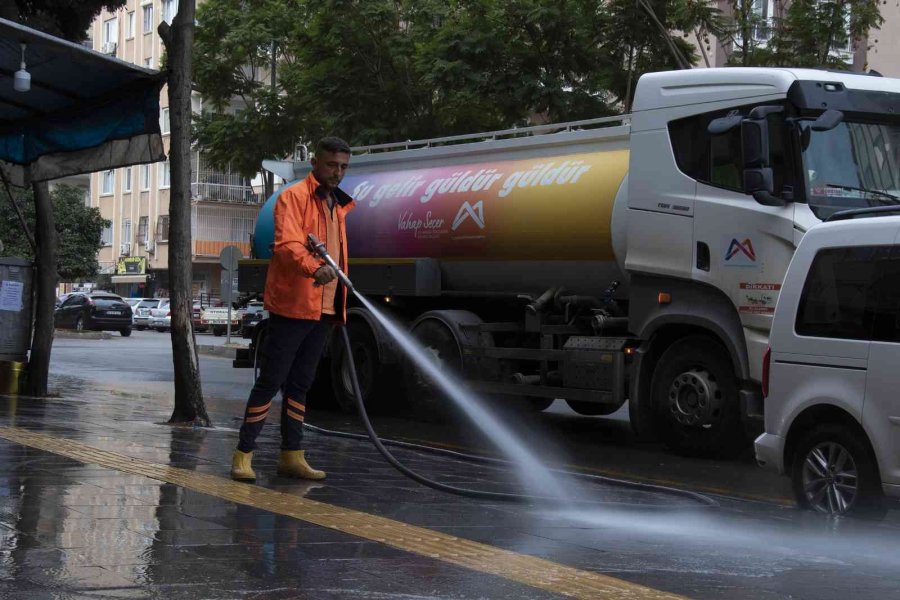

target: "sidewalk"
[0,377,697,600]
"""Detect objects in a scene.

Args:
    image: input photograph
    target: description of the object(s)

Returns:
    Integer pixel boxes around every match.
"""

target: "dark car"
[240,301,266,339]
[54,292,133,337]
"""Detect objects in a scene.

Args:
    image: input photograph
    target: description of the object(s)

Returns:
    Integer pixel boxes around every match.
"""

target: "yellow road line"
[0,425,687,600]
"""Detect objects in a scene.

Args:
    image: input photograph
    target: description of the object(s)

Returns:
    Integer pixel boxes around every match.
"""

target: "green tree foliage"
[194,0,723,163]
[0,1,127,42]
[727,0,883,68]
[0,186,109,281]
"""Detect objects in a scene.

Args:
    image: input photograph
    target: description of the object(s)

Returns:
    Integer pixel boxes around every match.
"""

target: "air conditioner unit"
[100,41,117,55]
[144,240,156,253]
[119,243,131,256]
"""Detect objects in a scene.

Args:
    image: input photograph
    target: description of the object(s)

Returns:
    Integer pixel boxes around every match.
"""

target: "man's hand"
[313,265,337,286]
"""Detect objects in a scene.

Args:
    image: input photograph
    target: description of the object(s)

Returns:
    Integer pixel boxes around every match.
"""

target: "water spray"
[305,233,716,507]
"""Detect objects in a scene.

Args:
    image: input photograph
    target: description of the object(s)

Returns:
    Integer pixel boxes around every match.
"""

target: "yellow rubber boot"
[230,449,256,482]
[277,450,326,480]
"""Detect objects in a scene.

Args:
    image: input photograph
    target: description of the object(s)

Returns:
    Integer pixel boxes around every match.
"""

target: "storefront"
[111,257,148,298]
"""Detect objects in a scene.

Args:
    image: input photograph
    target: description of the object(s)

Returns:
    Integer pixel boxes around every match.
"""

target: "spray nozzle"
[307,233,354,291]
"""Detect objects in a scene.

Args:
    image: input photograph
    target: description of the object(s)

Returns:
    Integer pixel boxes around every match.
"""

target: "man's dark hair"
[316,136,351,156]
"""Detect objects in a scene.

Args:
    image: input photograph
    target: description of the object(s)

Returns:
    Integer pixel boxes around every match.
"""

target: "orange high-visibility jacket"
[263,172,355,322]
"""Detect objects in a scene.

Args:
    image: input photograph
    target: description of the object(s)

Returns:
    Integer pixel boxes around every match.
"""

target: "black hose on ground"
[331,326,718,508]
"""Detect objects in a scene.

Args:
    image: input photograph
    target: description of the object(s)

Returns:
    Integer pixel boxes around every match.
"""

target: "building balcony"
[191,152,261,205]
[193,240,252,259]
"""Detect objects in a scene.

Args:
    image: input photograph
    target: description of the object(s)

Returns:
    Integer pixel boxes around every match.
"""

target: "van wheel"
[791,424,885,518]
[651,335,745,457]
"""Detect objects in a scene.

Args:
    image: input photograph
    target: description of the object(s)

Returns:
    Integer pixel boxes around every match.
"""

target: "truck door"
[670,105,797,382]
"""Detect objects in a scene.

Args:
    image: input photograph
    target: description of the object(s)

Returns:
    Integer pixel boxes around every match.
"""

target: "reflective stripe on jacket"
[263,172,355,322]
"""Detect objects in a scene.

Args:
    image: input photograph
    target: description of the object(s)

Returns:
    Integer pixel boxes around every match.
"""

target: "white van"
[755,209,900,517]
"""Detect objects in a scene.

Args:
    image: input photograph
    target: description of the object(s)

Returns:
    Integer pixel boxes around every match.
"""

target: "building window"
[156,215,170,242]
[162,0,179,24]
[143,56,153,69]
[101,170,115,195]
[143,4,154,34]
[122,219,132,245]
[101,223,113,246]
[159,160,170,188]
[102,17,118,45]
[160,108,170,134]
[125,12,135,39]
[141,164,151,190]
[124,167,132,193]
[138,216,149,243]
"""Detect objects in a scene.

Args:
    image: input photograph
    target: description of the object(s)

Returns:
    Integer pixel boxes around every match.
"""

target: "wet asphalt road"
[9,329,899,598]
[49,328,790,505]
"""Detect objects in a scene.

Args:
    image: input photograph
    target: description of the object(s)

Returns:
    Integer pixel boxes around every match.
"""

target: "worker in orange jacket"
[231,136,355,482]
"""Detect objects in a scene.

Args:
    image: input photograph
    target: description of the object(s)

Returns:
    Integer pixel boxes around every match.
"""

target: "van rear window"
[796,246,893,340]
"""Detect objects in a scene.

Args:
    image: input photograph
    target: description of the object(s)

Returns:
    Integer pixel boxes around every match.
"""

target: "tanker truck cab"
[624,68,900,456]
[237,67,900,459]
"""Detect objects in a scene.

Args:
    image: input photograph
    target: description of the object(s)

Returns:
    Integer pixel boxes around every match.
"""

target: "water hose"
[305,233,718,507]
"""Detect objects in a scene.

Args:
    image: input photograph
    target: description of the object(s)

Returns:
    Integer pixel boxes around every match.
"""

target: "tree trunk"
[27,180,57,397]
[159,0,210,426]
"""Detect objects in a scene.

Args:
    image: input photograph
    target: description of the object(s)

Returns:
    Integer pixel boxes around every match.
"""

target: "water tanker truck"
[235,67,900,457]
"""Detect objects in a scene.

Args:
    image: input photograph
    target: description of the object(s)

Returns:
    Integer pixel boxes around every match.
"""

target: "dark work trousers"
[237,313,332,453]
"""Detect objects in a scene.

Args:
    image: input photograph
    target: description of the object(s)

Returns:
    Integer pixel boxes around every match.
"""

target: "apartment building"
[89,0,260,301]
[691,0,900,76]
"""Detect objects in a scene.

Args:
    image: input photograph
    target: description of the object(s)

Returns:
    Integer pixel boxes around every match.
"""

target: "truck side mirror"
[810,109,844,132]
[742,106,786,207]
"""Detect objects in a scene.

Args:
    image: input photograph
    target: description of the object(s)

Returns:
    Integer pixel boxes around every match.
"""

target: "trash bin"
[0,258,33,385]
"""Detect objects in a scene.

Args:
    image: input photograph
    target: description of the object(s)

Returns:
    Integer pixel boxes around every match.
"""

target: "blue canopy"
[0,18,165,186]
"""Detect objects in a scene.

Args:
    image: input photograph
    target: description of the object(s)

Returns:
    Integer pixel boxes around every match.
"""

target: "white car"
[149,301,171,332]
[755,210,900,517]
[133,298,168,330]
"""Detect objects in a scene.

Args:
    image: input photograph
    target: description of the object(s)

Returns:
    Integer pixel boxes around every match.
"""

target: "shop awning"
[111,275,148,284]
[0,18,165,186]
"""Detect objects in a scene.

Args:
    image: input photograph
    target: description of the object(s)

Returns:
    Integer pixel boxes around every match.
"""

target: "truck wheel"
[330,320,391,414]
[404,318,462,421]
[651,335,745,457]
[120,327,132,337]
[213,327,224,337]
[791,424,885,519]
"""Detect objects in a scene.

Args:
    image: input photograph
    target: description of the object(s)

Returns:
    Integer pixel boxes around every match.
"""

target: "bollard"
[0,361,24,395]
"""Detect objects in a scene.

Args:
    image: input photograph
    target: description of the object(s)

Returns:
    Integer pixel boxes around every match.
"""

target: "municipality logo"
[724,238,756,267]
[451,200,485,231]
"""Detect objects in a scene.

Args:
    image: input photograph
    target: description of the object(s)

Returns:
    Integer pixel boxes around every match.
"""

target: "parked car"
[124,298,144,310]
[240,301,266,339]
[755,212,900,518]
[191,298,221,333]
[200,306,241,336]
[149,301,171,332]
[55,293,73,309]
[132,298,168,330]
[54,292,133,336]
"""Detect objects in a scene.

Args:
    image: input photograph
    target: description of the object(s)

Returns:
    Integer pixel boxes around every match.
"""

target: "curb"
[197,344,248,359]
[54,330,112,340]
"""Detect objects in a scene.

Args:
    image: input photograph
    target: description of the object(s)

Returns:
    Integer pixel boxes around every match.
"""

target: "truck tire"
[330,319,393,414]
[404,318,463,421]
[791,424,885,519]
[651,335,745,457]
[213,326,224,337]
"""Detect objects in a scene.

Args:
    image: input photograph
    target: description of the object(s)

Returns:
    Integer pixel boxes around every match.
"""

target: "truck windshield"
[803,120,900,220]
